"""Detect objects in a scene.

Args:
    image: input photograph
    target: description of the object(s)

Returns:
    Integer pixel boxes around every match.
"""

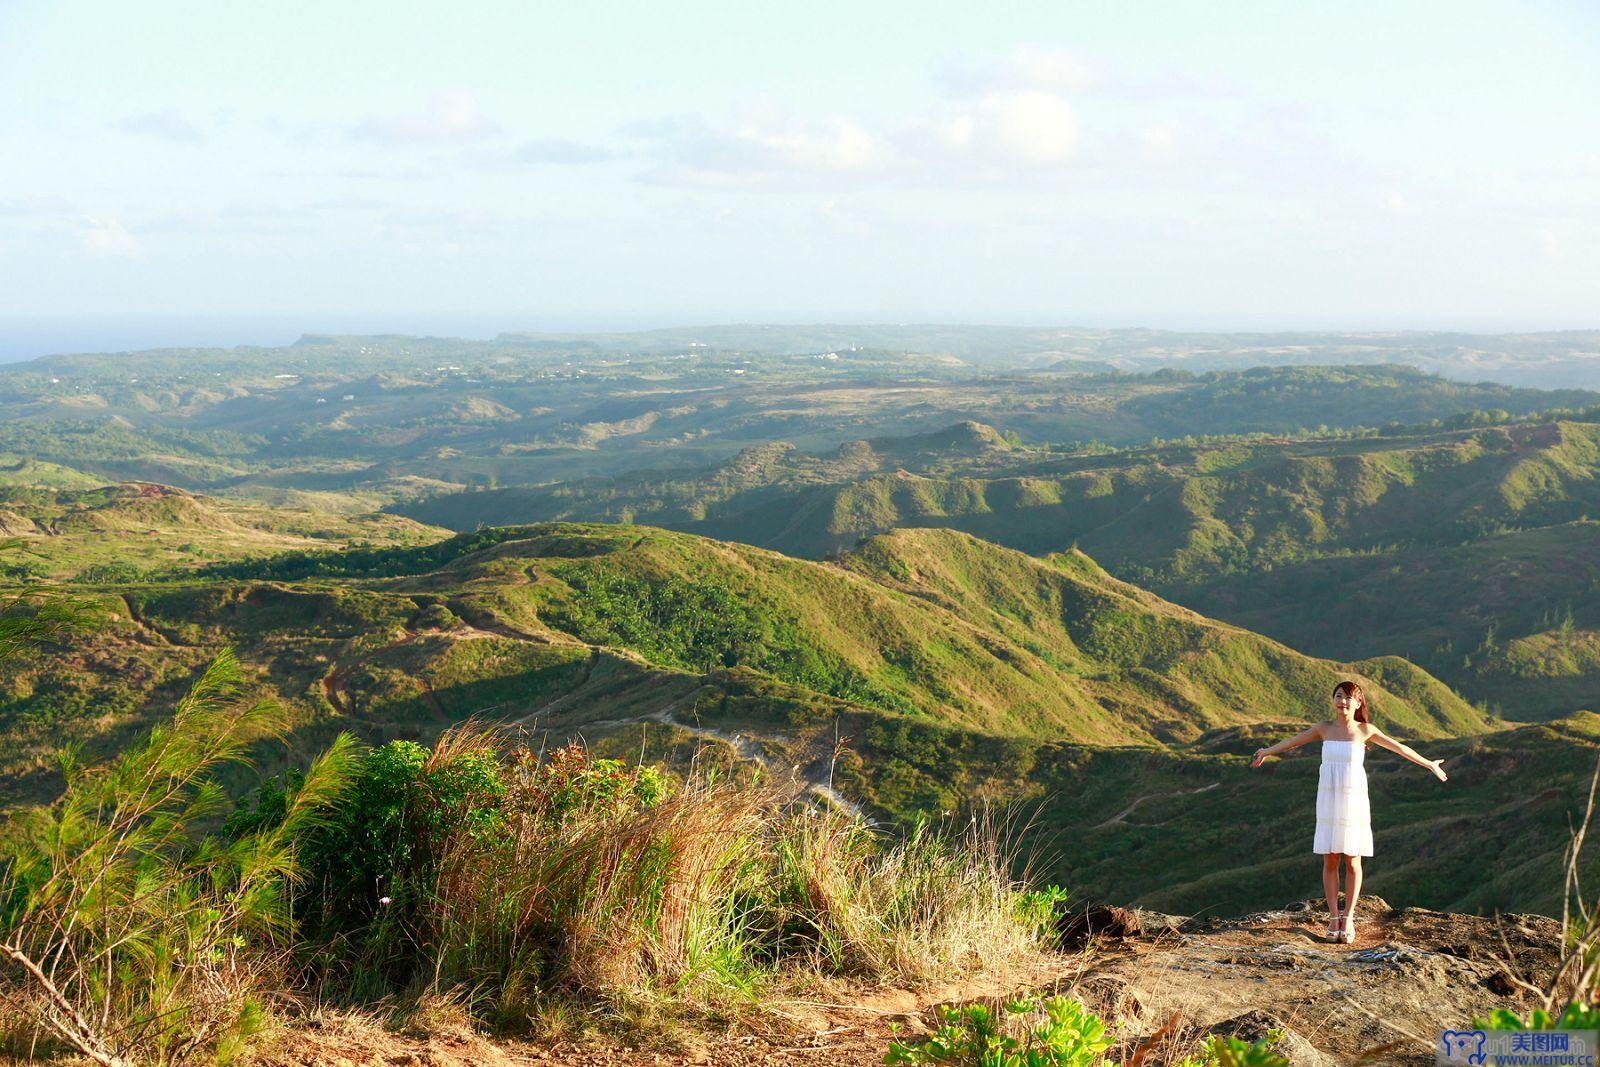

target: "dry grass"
[364,730,1051,1032]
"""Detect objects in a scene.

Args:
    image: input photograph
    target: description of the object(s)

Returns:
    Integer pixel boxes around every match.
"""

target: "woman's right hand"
[1251,748,1269,768]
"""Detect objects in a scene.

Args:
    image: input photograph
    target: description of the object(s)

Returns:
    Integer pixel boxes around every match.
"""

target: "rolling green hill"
[0,482,447,582]
[400,419,1600,720]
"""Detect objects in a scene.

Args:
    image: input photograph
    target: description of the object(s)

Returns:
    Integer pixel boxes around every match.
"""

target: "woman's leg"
[1342,855,1364,932]
[1344,857,1369,940]
[1322,853,1342,931]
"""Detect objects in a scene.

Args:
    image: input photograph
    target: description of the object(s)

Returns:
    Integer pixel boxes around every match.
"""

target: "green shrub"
[1015,885,1074,935]
[886,996,1114,1066]
[74,560,150,584]
[230,729,508,950]
[1200,1035,1292,1067]
[883,997,1290,1066]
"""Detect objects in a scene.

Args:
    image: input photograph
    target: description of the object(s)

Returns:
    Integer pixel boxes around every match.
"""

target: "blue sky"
[2,0,1598,333]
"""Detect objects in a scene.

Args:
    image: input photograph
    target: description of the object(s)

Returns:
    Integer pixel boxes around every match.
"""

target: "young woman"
[1249,681,1449,943]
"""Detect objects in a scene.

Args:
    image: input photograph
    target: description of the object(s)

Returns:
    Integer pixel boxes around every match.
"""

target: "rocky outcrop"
[1072,895,1560,1066]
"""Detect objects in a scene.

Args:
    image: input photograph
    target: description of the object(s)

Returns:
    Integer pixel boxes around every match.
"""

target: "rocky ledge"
[1069,895,1560,1066]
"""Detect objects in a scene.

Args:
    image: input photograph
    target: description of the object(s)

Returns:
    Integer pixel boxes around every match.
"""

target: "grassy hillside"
[397,417,1600,572]
[0,522,1487,793]
[0,482,448,581]
[406,419,1600,720]
[205,523,1488,739]
[1182,521,1600,720]
[6,520,1596,916]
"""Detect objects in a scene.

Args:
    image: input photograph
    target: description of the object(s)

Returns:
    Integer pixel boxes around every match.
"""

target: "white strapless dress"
[1314,740,1373,856]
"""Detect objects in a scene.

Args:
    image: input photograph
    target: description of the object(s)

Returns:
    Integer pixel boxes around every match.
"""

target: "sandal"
[1325,910,1342,938]
[1341,915,1357,944]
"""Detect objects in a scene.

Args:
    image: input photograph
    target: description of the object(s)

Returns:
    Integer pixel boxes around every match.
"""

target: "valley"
[1,331,1597,924]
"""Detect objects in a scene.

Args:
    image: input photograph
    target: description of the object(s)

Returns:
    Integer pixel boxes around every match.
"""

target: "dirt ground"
[220,895,1562,1067]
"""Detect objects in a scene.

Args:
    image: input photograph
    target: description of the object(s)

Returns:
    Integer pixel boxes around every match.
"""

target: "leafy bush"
[884,996,1290,1066]
[886,997,1114,1066]
[1015,885,1074,935]
[74,560,151,584]
[229,730,508,954]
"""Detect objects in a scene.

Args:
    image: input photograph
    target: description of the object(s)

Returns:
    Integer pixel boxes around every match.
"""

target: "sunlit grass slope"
[2,522,1489,801]
[396,419,1600,719]
[0,482,447,581]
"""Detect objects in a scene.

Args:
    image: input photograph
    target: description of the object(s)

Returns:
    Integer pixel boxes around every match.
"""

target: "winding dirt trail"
[1094,781,1221,828]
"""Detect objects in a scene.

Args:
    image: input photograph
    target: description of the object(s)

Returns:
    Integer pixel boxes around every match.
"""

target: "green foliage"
[74,559,151,584]
[1474,1002,1600,1030]
[886,997,1115,1066]
[1198,1035,1290,1067]
[544,564,768,672]
[1015,885,1074,935]
[522,745,670,820]
[0,649,359,1065]
[232,733,508,940]
[883,997,1290,1067]
[543,557,916,714]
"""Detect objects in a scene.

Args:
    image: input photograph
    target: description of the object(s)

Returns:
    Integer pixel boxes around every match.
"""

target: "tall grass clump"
[269,728,1048,1028]
[0,649,358,1066]
[774,806,1038,981]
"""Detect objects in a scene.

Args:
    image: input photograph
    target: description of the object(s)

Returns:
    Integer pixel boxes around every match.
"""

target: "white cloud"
[350,90,498,145]
[937,44,1103,96]
[634,108,887,187]
[77,216,142,258]
[965,90,1078,166]
[638,89,1078,188]
[506,138,618,165]
[936,44,1237,100]
[0,194,71,217]
[110,111,207,143]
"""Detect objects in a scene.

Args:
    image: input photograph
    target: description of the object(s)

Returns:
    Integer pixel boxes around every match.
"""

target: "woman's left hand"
[1430,758,1448,782]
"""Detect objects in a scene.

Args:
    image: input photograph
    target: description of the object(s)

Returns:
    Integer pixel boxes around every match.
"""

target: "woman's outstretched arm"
[1251,723,1324,768]
[1369,726,1449,781]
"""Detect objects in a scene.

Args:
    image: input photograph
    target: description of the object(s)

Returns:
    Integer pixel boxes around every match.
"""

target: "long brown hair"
[1334,680,1370,724]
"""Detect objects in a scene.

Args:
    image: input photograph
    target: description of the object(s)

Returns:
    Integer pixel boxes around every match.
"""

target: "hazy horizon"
[4,312,1600,366]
